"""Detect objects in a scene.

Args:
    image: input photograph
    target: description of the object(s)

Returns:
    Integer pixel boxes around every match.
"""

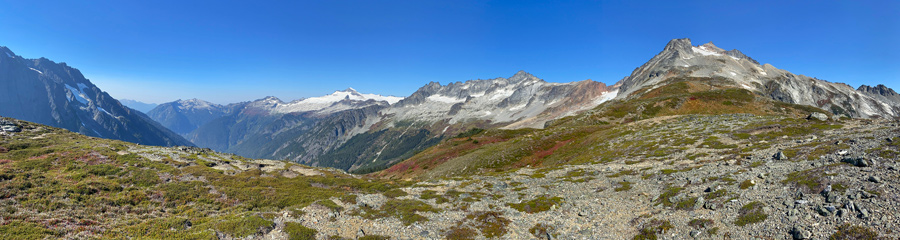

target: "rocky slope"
[615,38,900,119]
[859,84,900,106]
[3,110,898,239]
[0,46,192,147]
[386,71,615,129]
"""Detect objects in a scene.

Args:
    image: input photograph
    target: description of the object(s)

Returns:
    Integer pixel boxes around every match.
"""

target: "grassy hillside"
[0,118,407,239]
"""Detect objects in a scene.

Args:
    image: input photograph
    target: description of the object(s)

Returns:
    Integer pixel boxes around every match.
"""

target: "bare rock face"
[858,84,900,105]
[385,70,616,129]
[614,38,900,119]
[0,46,192,147]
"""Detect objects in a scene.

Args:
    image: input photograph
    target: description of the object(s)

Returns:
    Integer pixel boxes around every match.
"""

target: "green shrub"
[215,215,274,238]
[829,224,879,240]
[467,211,510,238]
[739,179,755,189]
[705,189,728,199]
[455,128,485,139]
[85,164,122,176]
[734,201,767,226]
[529,223,555,239]
[359,199,438,225]
[315,199,343,212]
[445,226,476,240]
[655,186,683,207]
[0,221,55,239]
[615,181,633,192]
[633,219,672,240]
[507,195,563,213]
[383,189,408,198]
[284,222,317,240]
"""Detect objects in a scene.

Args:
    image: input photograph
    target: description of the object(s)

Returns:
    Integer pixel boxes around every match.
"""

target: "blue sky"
[1,0,897,104]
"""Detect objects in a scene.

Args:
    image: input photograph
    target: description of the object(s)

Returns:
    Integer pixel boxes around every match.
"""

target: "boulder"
[807,112,829,121]
[773,151,787,160]
[791,226,811,239]
[842,155,870,167]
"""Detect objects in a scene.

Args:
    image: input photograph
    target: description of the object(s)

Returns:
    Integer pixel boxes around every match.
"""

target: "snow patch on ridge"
[273,89,402,113]
[692,46,722,56]
[97,107,114,117]
[65,84,90,105]
[595,89,618,105]
[427,95,465,104]
[29,68,43,74]
[489,88,515,100]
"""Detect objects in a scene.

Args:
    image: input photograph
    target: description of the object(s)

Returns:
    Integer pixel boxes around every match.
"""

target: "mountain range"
[0,46,192,147]
[147,38,900,173]
[3,38,899,172]
[2,39,900,239]
[148,72,615,172]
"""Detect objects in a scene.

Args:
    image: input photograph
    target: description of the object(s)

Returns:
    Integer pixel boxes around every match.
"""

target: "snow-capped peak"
[692,44,724,56]
[177,98,219,110]
[272,88,404,113]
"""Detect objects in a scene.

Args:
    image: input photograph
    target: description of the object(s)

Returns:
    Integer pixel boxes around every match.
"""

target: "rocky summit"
[1,39,899,239]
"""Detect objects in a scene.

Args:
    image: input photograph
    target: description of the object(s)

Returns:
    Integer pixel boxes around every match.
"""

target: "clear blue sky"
[1,0,897,104]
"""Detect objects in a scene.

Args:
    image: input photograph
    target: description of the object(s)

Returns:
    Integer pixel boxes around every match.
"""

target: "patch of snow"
[29,68,43,74]
[273,89,403,113]
[77,83,89,91]
[509,104,527,111]
[692,46,723,56]
[426,95,465,104]
[92,129,102,137]
[489,88,515,101]
[759,71,767,76]
[730,56,740,61]
[97,107,114,117]
[64,84,90,105]
[4,52,12,58]
[178,99,215,110]
[441,126,449,134]
[730,72,737,76]
[683,65,690,67]
[470,92,485,98]
[594,89,618,105]
[741,84,753,90]
[360,93,403,104]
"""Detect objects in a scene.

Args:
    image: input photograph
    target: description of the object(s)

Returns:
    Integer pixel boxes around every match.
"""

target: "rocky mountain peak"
[340,87,360,94]
[663,38,694,54]
[615,38,900,118]
[857,84,900,105]
[509,70,537,83]
[699,42,724,52]
[1,46,15,59]
[0,46,193,146]
[858,84,898,97]
[176,98,220,111]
